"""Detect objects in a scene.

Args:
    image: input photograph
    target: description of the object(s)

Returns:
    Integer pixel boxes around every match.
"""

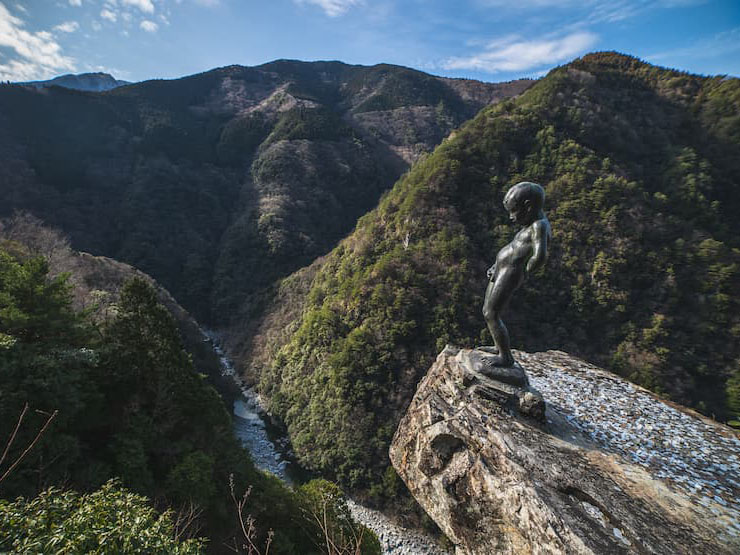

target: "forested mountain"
[0,60,529,323]
[242,52,740,498]
[3,51,739,516]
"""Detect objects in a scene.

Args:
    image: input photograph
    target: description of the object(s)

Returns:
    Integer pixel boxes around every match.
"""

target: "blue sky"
[1,0,739,83]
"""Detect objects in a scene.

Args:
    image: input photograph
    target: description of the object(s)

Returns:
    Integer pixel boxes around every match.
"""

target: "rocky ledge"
[389,346,740,554]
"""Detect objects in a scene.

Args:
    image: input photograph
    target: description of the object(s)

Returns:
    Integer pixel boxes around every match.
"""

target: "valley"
[2,51,740,553]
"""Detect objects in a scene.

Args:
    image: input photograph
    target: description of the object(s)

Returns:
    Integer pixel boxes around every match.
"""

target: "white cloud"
[14,3,27,14]
[0,3,76,81]
[84,63,130,80]
[139,19,158,32]
[53,20,80,33]
[68,0,82,6]
[0,59,43,81]
[193,0,220,6]
[100,8,117,22]
[442,31,599,73]
[295,0,362,17]
[122,0,155,13]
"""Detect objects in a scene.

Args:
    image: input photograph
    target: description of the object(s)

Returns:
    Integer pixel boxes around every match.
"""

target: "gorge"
[2,51,740,552]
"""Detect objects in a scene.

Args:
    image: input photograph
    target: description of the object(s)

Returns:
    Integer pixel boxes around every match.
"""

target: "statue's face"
[504,196,531,225]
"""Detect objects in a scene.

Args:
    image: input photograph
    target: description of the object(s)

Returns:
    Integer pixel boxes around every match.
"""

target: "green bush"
[0,480,206,554]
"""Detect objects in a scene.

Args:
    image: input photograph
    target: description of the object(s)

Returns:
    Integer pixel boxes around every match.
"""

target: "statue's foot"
[476,345,499,355]
[487,354,515,367]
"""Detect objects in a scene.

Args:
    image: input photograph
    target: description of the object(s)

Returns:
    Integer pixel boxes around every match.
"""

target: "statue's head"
[503,181,545,225]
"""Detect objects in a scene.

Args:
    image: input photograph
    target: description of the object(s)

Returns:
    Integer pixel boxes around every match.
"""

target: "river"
[204,332,448,554]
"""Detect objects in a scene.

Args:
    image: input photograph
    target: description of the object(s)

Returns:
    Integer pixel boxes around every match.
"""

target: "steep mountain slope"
[0,213,223,387]
[0,61,530,323]
[18,72,130,91]
[0,217,379,554]
[245,53,740,496]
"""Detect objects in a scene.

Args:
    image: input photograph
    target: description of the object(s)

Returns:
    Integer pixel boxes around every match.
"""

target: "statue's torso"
[496,225,533,268]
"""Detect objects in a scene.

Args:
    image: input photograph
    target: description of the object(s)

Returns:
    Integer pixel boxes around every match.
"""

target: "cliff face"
[390,346,740,554]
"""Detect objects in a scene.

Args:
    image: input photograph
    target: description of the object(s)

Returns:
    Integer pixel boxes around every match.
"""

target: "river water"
[204,332,448,554]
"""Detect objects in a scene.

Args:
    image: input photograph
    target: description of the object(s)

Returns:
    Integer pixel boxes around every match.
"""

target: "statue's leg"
[479,281,499,354]
[482,270,519,367]
[488,312,513,367]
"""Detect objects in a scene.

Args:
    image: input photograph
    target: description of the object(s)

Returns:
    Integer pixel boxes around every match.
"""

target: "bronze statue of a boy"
[482,182,551,367]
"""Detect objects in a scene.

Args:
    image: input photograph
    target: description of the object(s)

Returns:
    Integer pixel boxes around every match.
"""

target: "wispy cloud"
[477,0,708,25]
[658,0,707,6]
[100,8,117,22]
[53,20,80,33]
[476,0,580,6]
[647,27,740,67]
[139,19,158,32]
[122,0,155,14]
[193,0,220,6]
[442,31,598,73]
[295,0,363,17]
[0,2,76,80]
[68,0,82,6]
[83,62,130,79]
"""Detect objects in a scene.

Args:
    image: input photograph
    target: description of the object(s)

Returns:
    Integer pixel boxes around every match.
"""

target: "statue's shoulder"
[531,217,551,238]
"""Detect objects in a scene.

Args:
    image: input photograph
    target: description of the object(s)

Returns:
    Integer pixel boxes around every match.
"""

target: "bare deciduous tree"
[226,474,274,555]
[172,499,205,542]
[0,402,58,489]
[302,486,367,555]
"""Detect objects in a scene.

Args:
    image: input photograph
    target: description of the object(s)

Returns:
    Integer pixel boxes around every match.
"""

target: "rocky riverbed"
[205,331,448,554]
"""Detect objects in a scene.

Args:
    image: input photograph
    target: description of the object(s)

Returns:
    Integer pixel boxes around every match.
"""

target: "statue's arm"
[526,220,548,275]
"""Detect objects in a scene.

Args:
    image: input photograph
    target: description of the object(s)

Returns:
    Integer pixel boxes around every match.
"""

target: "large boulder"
[389,346,740,554]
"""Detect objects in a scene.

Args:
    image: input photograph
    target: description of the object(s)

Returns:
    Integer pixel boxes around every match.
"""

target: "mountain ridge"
[0,59,531,323]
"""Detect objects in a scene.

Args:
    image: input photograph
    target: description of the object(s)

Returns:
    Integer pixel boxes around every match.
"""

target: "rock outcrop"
[390,346,740,554]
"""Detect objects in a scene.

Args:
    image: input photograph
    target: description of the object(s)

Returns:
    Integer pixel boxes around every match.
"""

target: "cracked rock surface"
[389,346,740,554]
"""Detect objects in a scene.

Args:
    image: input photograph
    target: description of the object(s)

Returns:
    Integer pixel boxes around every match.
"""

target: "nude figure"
[482,182,551,367]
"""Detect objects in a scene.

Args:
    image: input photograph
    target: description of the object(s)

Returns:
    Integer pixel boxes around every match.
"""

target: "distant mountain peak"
[16,72,130,92]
